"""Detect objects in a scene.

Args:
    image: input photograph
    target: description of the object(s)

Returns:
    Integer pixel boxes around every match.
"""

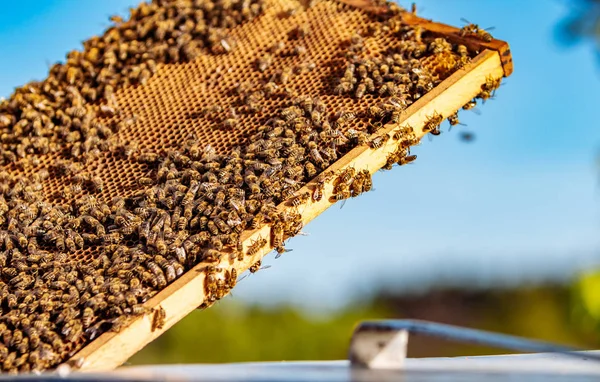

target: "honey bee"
[108,316,128,334]
[456,44,469,57]
[447,111,466,130]
[249,260,271,273]
[354,82,367,99]
[459,19,494,42]
[256,54,273,72]
[88,176,104,192]
[151,306,166,332]
[293,45,307,56]
[82,307,94,328]
[478,76,501,102]
[274,245,292,259]
[288,191,310,207]
[399,154,417,165]
[336,167,355,186]
[290,23,309,39]
[279,67,294,85]
[423,112,444,135]
[138,177,154,186]
[203,249,222,263]
[304,162,317,179]
[310,178,326,202]
[483,76,502,92]
[270,221,285,249]
[369,134,390,149]
[246,236,267,257]
[330,182,351,203]
[462,99,478,111]
[476,28,494,42]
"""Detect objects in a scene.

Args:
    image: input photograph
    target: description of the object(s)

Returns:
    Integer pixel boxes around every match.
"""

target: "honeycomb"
[0,0,506,373]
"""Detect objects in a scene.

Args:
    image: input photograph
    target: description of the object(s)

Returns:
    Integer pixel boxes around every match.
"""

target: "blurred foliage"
[572,271,600,334]
[555,0,600,56]
[553,0,600,336]
[129,299,393,365]
[129,284,600,366]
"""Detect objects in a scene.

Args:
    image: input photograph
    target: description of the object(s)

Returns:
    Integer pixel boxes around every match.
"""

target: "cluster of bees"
[0,0,502,374]
[0,0,265,166]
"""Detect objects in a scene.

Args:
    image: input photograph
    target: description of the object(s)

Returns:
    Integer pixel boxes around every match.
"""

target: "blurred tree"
[555,0,600,58]
[129,285,599,366]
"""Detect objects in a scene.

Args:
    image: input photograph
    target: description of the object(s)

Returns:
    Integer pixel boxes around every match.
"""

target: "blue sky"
[1,1,599,311]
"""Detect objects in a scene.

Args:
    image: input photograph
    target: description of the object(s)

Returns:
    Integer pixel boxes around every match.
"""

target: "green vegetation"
[129,283,600,365]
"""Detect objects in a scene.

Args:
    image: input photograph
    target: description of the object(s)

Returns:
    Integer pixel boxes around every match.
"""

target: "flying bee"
[151,306,166,332]
[459,131,476,142]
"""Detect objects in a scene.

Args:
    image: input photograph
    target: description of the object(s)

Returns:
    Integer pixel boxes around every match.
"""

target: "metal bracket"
[348,319,600,369]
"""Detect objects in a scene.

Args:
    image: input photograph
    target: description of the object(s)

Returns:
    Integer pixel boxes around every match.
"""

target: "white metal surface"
[113,353,600,381]
[1,353,600,381]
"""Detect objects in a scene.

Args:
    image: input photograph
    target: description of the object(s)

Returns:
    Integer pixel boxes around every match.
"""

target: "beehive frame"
[0,0,513,372]
[47,0,514,371]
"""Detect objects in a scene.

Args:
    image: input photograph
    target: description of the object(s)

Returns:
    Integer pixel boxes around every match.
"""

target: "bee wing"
[274,248,293,259]
[460,17,472,25]
[202,144,217,161]
[229,198,245,212]
[340,199,348,209]
[227,219,242,227]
